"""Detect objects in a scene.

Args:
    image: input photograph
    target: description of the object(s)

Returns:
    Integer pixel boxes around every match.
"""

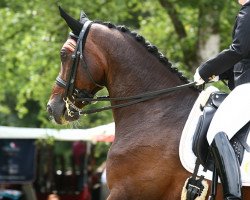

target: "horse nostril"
[47,104,53,115]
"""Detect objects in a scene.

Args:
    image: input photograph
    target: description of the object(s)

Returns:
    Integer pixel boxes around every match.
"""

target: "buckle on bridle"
[63,97,81,117]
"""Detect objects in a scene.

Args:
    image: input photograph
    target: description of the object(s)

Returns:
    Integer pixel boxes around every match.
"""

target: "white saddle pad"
[179,85,250,186]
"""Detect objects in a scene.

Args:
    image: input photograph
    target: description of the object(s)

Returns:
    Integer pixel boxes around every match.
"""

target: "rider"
[194,0,250,199]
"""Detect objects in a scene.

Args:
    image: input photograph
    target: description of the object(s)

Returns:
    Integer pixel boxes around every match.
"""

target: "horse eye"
[60,50,67,59]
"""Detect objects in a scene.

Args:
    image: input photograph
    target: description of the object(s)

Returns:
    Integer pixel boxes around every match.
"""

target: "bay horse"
[47,7,250,200]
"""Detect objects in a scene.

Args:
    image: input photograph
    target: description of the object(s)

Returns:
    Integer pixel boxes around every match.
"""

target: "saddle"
[192,91,250,171]
[185,91,250,200]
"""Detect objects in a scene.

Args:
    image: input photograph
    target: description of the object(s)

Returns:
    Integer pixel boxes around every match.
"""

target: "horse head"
[47,7,105,124]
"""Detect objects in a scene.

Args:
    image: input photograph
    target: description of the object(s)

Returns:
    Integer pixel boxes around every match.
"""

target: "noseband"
[55,18,103,117]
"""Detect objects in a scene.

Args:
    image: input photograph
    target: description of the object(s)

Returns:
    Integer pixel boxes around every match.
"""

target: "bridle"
[56,17,197,117]
[55,17,104,117]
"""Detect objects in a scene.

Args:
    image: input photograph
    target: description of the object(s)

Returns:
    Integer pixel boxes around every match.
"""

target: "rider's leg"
[210,132,242,200]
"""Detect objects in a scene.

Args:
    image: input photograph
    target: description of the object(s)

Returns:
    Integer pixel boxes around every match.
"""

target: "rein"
[56,16,197,117]
[70,82,196,116]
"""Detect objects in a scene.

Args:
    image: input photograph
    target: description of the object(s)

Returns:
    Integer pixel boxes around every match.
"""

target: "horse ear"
[79,10,88,23]
[58,6,82,36]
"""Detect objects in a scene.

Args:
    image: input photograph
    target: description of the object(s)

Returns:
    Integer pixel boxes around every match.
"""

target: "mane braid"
[93,20,190,84]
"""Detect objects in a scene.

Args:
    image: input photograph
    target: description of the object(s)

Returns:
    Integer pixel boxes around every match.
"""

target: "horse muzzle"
[47,96,80,124]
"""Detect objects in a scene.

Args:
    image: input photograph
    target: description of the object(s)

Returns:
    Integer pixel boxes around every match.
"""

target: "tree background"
[0,0,239,128]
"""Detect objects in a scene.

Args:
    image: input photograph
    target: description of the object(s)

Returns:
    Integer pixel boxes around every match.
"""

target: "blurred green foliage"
[0,0,240,128]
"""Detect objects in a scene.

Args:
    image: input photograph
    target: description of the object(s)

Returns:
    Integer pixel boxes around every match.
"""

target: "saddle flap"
[192,107,215,170]
[192,91,228,170]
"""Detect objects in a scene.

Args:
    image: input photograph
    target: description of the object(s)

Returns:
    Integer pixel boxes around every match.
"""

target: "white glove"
[194,68,205,85]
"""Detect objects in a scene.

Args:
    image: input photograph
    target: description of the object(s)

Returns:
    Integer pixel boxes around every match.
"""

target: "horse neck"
[90,23,199,129]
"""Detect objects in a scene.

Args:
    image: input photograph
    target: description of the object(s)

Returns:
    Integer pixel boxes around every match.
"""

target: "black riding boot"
[210,132,242,200]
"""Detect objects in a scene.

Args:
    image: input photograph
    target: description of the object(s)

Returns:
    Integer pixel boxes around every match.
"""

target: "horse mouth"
[63,109,80,123]
[51,107,80,124]
[47,96,81,124]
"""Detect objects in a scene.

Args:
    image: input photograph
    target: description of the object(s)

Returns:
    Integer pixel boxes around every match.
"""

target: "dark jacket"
[198,2,250,90]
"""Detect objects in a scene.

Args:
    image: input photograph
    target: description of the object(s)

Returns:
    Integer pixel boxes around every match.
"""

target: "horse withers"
[47,7,250,200]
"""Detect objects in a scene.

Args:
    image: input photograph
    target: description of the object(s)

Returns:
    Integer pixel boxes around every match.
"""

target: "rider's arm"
[198,5,250,82]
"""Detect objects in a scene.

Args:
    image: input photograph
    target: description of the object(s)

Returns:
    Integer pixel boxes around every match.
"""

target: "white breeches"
[207,83,250,145]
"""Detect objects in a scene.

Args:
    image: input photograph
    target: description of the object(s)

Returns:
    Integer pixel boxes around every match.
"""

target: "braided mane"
[94,20,190,84]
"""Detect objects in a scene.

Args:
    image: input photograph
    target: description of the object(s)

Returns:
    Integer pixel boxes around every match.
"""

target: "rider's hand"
[194,68,205,85]
[209,75,219,82]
